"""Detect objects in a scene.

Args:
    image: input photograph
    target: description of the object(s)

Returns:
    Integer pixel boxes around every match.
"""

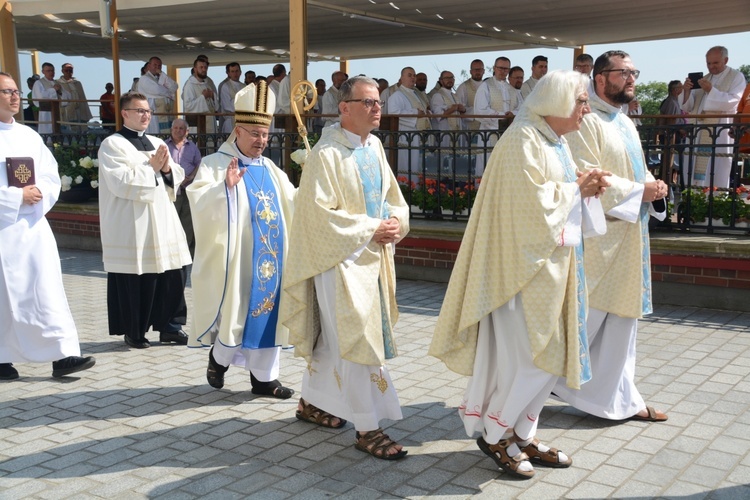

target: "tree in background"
[739,64,749,82]
[635,81,668,124]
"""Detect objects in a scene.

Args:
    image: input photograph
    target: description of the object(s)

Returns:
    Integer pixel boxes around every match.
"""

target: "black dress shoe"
[124,336,151,349]
[160,329,188,345]
[206,346,228,389]
[0,363,19,380]
[52,356,96,378]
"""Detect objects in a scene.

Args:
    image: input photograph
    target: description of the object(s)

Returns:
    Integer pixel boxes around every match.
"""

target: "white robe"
[0,120,81,362]
[32,78,66,135]
[321,87,341,128]
[681,66,746,188]
[137,72,178,134]
[56,77,92,132]
[455,79,482,130]
[388,88,427,179]
[218,78,245,134]
[186,142,297,379]
[182,75,217,134]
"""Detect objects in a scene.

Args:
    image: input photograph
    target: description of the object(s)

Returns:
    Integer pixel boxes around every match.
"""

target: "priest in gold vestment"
[552,51,670,423]
[430,71,610,479]
[281,76,411,460]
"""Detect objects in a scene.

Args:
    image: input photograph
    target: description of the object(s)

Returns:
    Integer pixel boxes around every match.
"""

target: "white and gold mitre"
[234,80,276,127]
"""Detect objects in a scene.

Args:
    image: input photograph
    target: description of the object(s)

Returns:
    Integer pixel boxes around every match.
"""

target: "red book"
[5,157,35,188]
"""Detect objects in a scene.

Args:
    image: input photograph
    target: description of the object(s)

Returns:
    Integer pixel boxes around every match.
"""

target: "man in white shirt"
[321,71,347,128]
[218,62,245,133]
[473,57,521,174]
[456,59,486,132]
[681,45,746,188]
[520,55,548,99]
[182,57,217,135]
[32,63,64,135]
[509,66,526,104]
[430,71,466,147]
[56,63,92,133]
[137,56,178,134]
[388,67,431,178]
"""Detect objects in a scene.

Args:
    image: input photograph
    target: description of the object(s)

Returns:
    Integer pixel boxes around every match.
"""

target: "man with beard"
[182,57,217,135]
[415,72,431,110]
[680,46,746,188]
[456,59,485,131]
[552,50,670,423]
[431,70,466,147]
[508,66,526,107]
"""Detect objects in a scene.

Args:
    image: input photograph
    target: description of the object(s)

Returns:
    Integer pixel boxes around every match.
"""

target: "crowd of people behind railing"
[18,47,750,228]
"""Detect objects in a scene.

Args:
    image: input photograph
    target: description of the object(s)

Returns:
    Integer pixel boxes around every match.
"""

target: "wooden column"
[0,1,20,86]
[289,0,308,85]
[31,51,40,76]
[167,66,179,114]
[109,0,123,129]
[340,59,350,76]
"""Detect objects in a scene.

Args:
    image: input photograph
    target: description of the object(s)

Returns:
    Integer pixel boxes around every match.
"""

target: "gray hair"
[523,70,589,119]
[339,75,379,102]
[707,46,728,58]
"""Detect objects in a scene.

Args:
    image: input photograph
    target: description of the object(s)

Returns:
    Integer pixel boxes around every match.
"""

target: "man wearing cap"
[186,81,296,399]
[56,63,92,133]
[280,76,410,460]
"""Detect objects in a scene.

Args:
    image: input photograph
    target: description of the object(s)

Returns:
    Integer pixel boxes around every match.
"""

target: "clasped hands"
[149,144,171,174]
[576,168,611,198]
[373,217,400,245]
[642,179,669,203]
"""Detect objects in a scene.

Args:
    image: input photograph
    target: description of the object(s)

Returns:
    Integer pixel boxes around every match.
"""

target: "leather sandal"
[629,405,668,422]
[476,436,535,479]
[519,437,572,468]
[296,398,346,428]
[355,429,407,460]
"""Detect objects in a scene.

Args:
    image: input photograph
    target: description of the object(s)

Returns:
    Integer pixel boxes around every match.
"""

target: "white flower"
[92,159,99,167]
[79,156,94,168]
[75,175,83,185]
[70,160,76,167]
[290,148,308,166]
[61,175,73,192]
[90,180,99,189]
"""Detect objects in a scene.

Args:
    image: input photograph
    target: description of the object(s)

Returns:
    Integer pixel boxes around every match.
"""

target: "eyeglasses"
[344,98,385,108]
[238,127,269,140]
[494,66,510,70]
[0,89,22,97]
[601,69,640,80]
[63,68,73,72]
[123,108,153,115]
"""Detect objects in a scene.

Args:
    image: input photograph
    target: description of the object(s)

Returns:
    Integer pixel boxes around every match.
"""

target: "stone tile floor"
[1,249,749,499]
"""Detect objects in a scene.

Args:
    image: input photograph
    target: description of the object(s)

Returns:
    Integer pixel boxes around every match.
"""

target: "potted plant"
[52,142,99,202]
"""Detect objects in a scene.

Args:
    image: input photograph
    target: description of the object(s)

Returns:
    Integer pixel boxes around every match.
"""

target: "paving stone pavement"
[1,249,750,499]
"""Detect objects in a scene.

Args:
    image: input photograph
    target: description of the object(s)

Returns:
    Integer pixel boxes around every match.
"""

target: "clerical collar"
[121,126,147,137]
[338,123,372,148]
[232,143,264,165]
[590,92,622,115]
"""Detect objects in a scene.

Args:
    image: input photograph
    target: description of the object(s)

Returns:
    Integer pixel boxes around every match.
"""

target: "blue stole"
[553,140,592,385]
[352,145,396,359]
[239,159,285,349]
[609,111,653,315]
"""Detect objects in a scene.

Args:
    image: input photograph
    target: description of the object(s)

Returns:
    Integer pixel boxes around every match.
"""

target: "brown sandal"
[295,398,346,429]
[355,429,407,460]
[476,437,535,479]
[519,437,572,468]
[628,405,668,422]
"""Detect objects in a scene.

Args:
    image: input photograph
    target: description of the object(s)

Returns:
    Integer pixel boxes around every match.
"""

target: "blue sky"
[17,31,748,119]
